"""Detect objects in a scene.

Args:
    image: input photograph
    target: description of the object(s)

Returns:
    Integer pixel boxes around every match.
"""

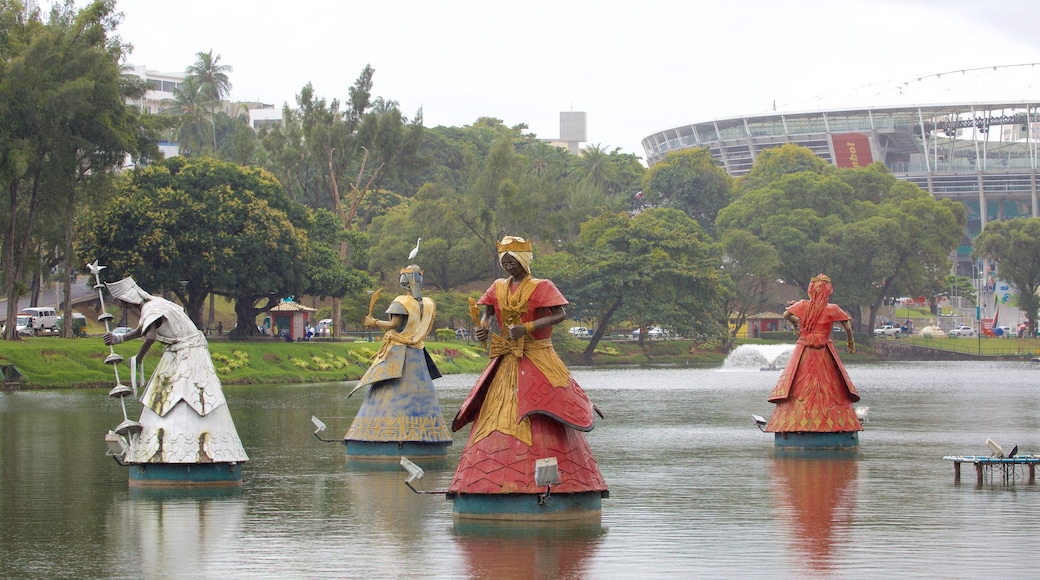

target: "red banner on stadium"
[830,133,873,168]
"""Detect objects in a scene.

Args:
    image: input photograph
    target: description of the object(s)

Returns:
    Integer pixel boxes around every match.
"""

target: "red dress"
[766,300,862,433]
[448,277,607,494]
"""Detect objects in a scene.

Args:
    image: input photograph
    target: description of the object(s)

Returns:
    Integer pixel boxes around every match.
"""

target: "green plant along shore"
[0,336,733,389]
[7,330,1039,389]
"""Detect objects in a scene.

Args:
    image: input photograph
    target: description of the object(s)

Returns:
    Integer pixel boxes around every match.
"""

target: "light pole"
[975,262,982,354]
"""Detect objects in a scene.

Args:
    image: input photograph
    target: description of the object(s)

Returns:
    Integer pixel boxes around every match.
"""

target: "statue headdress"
[802,273,834,331]
[399,265,424,300]
[105,275,151,305]
[496,236,533,274]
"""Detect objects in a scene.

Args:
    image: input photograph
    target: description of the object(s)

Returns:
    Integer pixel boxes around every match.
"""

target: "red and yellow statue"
[448,236,607,519]
[766,274,863,449]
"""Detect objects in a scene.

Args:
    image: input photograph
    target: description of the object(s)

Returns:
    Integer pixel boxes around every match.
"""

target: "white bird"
[408,237,421,260]
[752,414,767,432]
[855,406,870,423]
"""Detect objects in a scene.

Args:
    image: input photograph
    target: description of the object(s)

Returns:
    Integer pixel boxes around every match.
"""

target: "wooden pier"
[943,455,1040,485]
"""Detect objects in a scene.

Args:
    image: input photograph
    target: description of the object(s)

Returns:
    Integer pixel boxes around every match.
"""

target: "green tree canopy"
[542,208,728,362]
[716,155,965,331]
[736,143,831,194]
[2,0,147,339]
[973,217,1040,336]
[76,157,366,334]
[641,147,733,236]
[720,228,780,348]
[165,75,214,157]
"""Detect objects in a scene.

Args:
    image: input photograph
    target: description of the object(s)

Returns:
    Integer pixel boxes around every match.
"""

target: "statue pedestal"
[449,491,606,521]
[774,431,859,450]
[128,462,243,486]
[345,440,450,460]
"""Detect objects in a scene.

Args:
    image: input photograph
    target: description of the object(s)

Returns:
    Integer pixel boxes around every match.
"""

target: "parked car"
[947,325,975,337]
[996,325,1012,338]
[112,326,133,336]
[18,307,59,334]
[873,325,901,337]
[568,326,590,337]
[4,314,37,336]
[632,326,669,339]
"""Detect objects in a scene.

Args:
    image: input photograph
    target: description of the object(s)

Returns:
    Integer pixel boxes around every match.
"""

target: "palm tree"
[370,96,399,116]
[164,76,215,157]
[187,49,233,102]
[525,141,566,180]
[186,50,233,153]
[575,143,617,190]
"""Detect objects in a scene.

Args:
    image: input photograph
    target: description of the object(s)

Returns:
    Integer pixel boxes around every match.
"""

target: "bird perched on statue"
[408,237,421,260]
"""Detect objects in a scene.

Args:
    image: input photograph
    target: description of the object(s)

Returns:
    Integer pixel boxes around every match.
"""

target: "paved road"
[0,276,98,323]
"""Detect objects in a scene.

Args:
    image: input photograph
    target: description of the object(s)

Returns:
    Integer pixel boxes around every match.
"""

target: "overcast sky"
[73,0,1040,159]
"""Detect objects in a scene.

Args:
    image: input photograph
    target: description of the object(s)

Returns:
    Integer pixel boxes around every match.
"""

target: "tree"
[574,143,617,190]
[543,208,728,363]
[165,75,215,157]
[76,157,333,334]
[716,157,965,332]
[720,229,780,349]
[641,147,733,237]
[186,49,233,103]
[214,106,257,165]
[2,0,144,340]
[186,49,233,153]
[973,217,1040,337]
[736,143,831,194]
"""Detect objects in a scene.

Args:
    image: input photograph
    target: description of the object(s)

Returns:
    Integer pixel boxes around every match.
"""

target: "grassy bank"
[0,333,738,389]
[0,337,490,389]
[16,331,1026,390]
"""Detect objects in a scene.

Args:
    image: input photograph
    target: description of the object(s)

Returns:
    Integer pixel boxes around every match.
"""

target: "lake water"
[3,359,1040,578]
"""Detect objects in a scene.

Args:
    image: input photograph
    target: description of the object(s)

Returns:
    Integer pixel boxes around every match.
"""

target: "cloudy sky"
[79,0,1040,158]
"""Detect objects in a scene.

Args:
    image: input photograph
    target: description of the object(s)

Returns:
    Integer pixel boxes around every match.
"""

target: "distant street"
[0,276,97,323]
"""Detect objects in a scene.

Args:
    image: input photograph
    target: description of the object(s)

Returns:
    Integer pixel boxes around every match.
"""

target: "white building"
[123,65,283,158]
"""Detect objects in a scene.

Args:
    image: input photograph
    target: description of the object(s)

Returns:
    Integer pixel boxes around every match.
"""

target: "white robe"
[126,297,248,464]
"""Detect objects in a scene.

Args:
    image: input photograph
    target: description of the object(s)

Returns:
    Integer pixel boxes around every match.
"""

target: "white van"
[20,307,59,333]
[5,314,36,336]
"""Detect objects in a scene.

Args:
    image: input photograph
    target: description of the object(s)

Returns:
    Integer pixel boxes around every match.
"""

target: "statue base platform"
[774,431,859,450]
[449,491,607,521]
[344,440,450,460]
[127,462,243,487]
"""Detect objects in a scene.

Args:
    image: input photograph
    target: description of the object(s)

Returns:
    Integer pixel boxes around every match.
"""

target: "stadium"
[640,64,1040,275]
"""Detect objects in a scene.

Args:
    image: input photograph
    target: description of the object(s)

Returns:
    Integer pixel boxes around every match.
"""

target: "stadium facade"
[642,87,1040,276]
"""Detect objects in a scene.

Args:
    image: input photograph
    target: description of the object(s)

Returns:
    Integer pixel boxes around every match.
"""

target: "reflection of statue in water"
[766,274,863,449]
[449,236,607,519]
[347,265,452,458]
[103,276,248,484]
[771,456,858,574]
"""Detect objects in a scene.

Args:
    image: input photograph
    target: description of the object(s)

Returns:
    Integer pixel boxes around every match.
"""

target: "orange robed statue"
[766,274,863,449]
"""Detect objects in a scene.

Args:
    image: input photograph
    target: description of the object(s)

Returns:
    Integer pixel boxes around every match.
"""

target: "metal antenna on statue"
[87,260,141,438]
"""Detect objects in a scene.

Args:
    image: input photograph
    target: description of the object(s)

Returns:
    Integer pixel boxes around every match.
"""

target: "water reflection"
[770,453,858,575]
[5,363,1040,577]
[342,467,447,544]
[453,519,606,580]
[107,488,246,577]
